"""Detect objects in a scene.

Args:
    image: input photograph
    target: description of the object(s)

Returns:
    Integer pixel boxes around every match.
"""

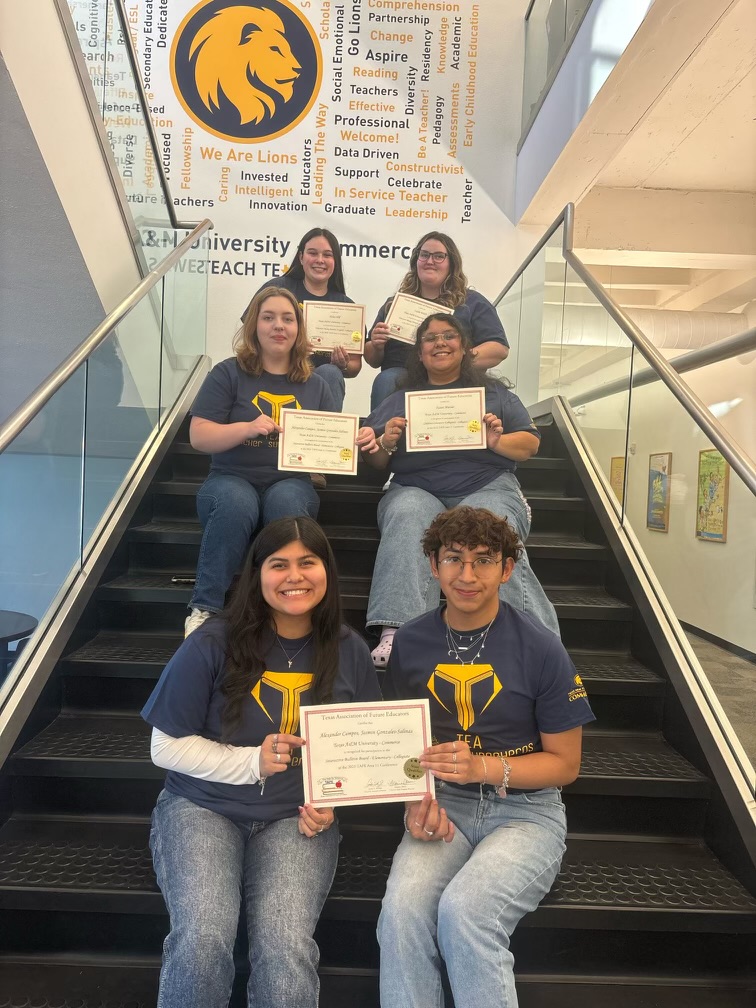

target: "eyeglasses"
[420,331,459,345]
[417,251,449,263]
[438,556,501,573]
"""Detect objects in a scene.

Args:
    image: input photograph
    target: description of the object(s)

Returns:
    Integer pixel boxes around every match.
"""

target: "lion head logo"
[172,1,321,142]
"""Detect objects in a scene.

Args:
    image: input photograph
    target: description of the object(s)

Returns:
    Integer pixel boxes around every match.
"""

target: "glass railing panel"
[522,0,556,129]
[0,370,86,642]
[623,358,756,785]
[81,298,161,550]
[67,0,173,241]
[493,274,523,392]
[159,235,210,416]
[559,263,634,518]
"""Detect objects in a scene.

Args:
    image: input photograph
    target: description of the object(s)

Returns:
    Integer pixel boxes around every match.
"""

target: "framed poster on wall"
[646,452,672,532]
[609,456,625,506]
[696,449,730,543]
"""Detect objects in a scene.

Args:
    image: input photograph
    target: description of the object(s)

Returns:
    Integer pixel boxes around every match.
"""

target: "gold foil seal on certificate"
[340,448,353,462]
[468,420,481,433]
[403,757,424,780]
[351,331,361,343]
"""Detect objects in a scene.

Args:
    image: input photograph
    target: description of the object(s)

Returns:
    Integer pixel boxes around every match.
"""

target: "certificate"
[383,292,447,344]
[405,387,486,452]
[300,698,435,808]
[278,409,359,476]
[303,301,366,354]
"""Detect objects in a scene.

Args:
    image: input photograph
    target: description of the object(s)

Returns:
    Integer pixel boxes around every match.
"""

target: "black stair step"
[129,518,603,560]
[0,818,753,933]
[64,632,182,676]
[0,957,160,1007]
[514,977,756,1008]
[9,715,708,800]
[97,573,371,610]
[571,652,665,695]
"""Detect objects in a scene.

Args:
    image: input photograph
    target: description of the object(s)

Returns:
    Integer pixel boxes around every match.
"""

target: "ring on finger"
[276,753,281,763]
[423,828,434,836]
[452,750,457,764]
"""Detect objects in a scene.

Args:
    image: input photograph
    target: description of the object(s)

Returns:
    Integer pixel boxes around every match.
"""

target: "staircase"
[1,413,754,1007]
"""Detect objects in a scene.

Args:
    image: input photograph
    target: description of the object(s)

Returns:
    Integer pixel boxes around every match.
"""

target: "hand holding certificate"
[300,699,435,807]
[405,387,486,452]
[303,301,366,354]
[278,410,359,476]
[384,292,447,344]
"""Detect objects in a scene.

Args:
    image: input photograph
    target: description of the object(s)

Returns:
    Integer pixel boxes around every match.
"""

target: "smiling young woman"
[242,228,362,412]
[356,312,559,669]
[364,232,510,409]
[184,287,336,637]
[142,517,381,1008]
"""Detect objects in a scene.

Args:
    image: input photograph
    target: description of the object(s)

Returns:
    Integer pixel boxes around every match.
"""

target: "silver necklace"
[444,616,495,665]
[447,625,489,652]
[275,633,313,669]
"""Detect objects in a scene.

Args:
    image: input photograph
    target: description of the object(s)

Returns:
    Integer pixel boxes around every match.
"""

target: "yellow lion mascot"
[190,6,301,125]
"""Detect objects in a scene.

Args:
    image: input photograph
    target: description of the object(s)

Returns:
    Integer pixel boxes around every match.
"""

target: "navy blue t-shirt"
[385,603,595,792]
[141,621,382,823]
[365,379,540,497]
[368,288,508,371]
[190,358,335,488]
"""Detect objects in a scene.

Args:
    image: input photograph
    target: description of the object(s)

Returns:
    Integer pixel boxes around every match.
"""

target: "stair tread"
[130,519,603,553]
[10,714,707,789]
[0,819,753,922]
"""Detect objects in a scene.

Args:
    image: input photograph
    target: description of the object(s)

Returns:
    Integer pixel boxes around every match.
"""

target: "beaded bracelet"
[495,757,512,798]
[378,433,398,454]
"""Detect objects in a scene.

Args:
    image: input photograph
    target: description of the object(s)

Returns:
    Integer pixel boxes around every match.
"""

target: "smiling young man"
[378,506,595,1008]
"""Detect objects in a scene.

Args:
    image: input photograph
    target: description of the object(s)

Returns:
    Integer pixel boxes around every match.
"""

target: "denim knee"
[370,367,407,410]
[314,363,345,412]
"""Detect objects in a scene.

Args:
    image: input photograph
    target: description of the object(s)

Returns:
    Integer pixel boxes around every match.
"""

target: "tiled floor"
[685,631,756,772]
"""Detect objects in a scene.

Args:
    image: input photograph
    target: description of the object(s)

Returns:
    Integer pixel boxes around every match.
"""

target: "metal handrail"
[570,327,756,407]
[493,205,570,304]
[563,246,756,495]
[0,219,212,455]
[493,202,755,495]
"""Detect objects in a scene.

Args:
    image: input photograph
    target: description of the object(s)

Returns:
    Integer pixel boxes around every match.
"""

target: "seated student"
[378,506,595,1008]
[185,287,335,637]
[356,313,558,668]
[363,232,508,409]
[143,516,381,1008]
[243,228,361,412]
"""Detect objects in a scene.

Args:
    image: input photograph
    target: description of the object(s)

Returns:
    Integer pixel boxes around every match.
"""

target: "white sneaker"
[185,608,212,637]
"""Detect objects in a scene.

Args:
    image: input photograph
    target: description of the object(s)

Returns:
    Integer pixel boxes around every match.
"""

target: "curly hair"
[422,506,523,564]
[398,232,468,309]
[283,228,347,294]
[233,286,312,382]
[219,517,344,739]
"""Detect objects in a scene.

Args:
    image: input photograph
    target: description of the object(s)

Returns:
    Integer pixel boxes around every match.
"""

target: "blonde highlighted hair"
[233,287,313,382]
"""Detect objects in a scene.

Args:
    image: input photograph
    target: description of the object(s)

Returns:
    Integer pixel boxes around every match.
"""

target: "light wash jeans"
[378,784,566,1008]
[370,367,407,410]
[314,362,345,412]
[150,791,339,1008]
[365,471,560,635]
[190,472,319,612]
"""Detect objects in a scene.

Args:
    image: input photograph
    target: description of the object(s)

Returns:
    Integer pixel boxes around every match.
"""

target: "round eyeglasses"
[438,556,501,573]
[417,251,449,263]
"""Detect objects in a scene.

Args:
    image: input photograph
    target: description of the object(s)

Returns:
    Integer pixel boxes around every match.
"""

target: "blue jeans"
[190,472,319,612]
[314,362,345,411]
[378,784,566,1008]
[150,791,339,1008]
[370,367,407,410]
[365,471,560,635]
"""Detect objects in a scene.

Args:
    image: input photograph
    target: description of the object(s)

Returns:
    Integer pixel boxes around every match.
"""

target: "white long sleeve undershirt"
[150,728,263,785]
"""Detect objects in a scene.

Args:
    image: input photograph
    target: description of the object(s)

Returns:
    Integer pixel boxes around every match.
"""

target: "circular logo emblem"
[351,331,362,343]
[468,420,481,433]
[340,448,353,462]
[403,758,424,780]
[574,674,583,686]
[171,0,322,143]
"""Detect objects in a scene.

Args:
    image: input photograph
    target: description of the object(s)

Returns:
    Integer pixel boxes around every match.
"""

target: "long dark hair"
[284,228,347,293]
[220,517,343,738]
[402,313,513,391]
